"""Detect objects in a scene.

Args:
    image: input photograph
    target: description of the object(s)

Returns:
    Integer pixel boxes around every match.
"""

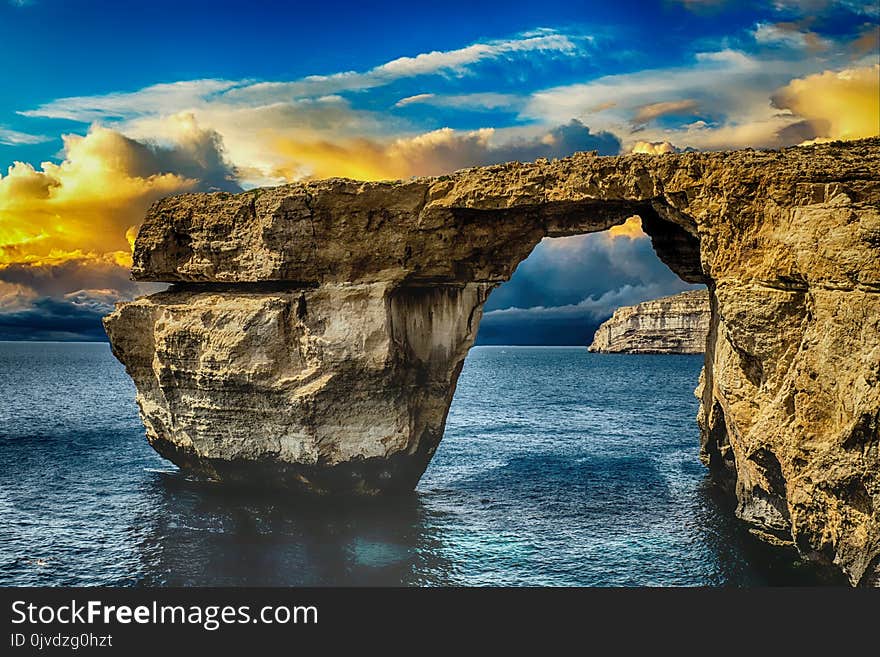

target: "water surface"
[0,342,818,586]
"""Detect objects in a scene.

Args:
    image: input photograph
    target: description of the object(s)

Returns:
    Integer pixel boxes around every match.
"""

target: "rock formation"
[589,289,710,353]
[104,138,880,586]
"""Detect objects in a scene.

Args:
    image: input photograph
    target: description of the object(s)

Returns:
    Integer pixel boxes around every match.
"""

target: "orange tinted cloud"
[0,126,197,270]
[269,136,406,181]
[1,117,237,281]
[773,64,880,141]
[852,24,879,56]
[630,140,679,154]
[267,121,620,181]
[632,99,700,125]
[267,128,505,182]
[607,216,647,240]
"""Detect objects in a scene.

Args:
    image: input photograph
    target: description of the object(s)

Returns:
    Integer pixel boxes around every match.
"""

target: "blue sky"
[0,0,877,342]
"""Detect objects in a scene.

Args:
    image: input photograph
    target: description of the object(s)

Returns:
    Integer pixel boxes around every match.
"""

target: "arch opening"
[474,212,705,347]
[411,218,787,585]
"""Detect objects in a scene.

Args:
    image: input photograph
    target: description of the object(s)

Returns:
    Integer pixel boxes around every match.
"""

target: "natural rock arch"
[105,139,880,585]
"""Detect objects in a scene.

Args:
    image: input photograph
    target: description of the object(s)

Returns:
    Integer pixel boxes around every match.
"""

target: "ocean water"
[0,342,820,587]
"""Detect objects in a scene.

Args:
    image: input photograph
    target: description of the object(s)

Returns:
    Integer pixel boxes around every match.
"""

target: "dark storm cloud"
[0,258,140,299]
[122,123,242,193]
[0,294,112,341]
[385,119,622,178]
[490,120,621,161]
[0,259,166,341]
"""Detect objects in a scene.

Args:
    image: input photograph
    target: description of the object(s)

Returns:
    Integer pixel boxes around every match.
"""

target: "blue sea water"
[0,342,818,586]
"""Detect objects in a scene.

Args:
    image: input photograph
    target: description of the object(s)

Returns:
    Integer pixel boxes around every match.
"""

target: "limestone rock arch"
[104,139,880,585]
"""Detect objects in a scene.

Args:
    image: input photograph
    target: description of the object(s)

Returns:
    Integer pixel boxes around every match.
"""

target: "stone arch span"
[105,139,880,585]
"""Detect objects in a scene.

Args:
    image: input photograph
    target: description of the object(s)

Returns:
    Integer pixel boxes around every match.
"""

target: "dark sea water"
[0,342,822,586]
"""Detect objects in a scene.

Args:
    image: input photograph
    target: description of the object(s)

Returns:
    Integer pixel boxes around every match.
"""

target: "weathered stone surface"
[105,138,880,585]
[589,289,710,353]
[106,282,489,494]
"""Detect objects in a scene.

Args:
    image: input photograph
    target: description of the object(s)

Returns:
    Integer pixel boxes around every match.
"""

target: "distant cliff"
[589,290,710,353]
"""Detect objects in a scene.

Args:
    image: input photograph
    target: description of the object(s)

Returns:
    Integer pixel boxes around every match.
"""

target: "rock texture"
[105,138,880,586]
[589,289,710,353]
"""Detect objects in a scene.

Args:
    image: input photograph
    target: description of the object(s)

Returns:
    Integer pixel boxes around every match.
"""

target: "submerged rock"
[589,289,710,353]
[105,138,880,586]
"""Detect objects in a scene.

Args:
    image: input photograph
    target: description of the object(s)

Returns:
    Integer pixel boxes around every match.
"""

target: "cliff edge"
[589,289,710,353]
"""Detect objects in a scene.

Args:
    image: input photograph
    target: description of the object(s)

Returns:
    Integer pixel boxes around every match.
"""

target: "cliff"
[589,289,710,353]
[104,138,880,586]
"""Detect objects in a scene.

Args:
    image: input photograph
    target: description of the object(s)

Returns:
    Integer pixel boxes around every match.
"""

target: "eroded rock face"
[104,138,880,585]
[589,289,710,353]
[106,282,490,494]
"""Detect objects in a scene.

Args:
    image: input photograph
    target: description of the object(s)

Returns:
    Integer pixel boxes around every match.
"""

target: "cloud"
[389,120,620,176]
[524,48,798,150]
[375,28,581,76]
[20,79,240,123]
[23,29,586,123]
[630,140,680,154]
[852,23,880,56]
[770,1,880,18]
[0,119,232,339]
[772,64,880,140]
[18,29,592,186]
[0,254,158,299]
[606,216,648,238]
[128,113,241,191]
[0,258,166,341]
[0,120,238,269]
[226,29,584,101]
[483,226,695,316]
[0,280,36,311]
[753,21,831,52]
[0,127,49,146]
[0,292,116,341]
[395,93,436,107]
[120,96,394,187]
[483,282,692,323]
[264,119,620,181]
[137,97,609,184]
[394,92,522,111]
[525,48,879,151]
[632,99,700,125]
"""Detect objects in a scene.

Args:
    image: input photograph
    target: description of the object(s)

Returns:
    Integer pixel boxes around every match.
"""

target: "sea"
[0,342,828,586]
